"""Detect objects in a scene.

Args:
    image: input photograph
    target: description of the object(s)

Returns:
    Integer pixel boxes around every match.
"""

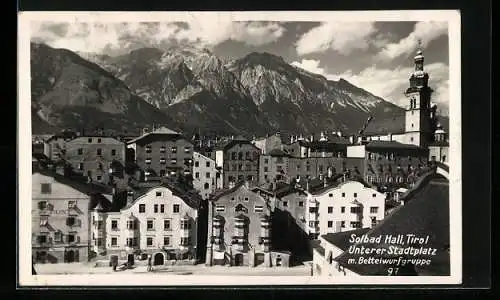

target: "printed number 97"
[387,268,399,276]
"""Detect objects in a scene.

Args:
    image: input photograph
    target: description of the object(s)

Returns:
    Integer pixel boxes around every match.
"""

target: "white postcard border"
[18,10,462,286]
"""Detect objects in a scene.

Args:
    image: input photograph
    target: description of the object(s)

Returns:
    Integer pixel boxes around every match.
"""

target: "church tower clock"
[404,42,434,147]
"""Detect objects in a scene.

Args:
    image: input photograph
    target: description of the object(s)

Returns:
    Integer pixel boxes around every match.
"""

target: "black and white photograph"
[18,11,461,286]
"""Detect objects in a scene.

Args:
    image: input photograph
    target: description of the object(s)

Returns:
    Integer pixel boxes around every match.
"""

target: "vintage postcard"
[18,10,462,286]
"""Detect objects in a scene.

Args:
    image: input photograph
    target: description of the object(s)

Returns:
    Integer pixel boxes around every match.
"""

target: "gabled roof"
[33,168,113,196]
[334,172,449,276]
[321,228,371,251]
[365,140,427,152]
[214,138,259,152]
[126,127,182,145]
[363,114,406,136]
[125,181,202,209]
[267,148,290,157]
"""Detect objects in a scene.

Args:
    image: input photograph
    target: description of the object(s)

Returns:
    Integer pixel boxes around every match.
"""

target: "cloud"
[295,22,377,56]
[30,21,286,54]
[377,21,448,61]
[333,62,449,113]
[290,59,336,80]
[291,57,449,114]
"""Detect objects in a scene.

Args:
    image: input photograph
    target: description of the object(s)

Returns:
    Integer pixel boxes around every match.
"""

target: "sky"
[31,20,450,115]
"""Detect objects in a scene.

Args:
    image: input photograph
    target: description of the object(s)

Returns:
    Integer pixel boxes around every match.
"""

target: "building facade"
[206,183,288,267]
[65,136,126,185]
[92,184,201,265]
[32,170,111,264]
[259,149,290,185]
[193,152,219,200]
[428,123,449,165]
[308,180,385,237]
[219,139,260,188]
[252,133,283,155]
[347,141,429,188]
[127,127,194,180]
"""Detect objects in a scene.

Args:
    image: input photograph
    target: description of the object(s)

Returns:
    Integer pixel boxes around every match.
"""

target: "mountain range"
[31,42,446,138]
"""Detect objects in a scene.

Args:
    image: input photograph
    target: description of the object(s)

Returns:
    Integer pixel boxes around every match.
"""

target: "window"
[154,204,158,213]
[147,237,154,247]
[328,193,333,197]
[97,148,102,156]
[341,221,345,228]
[127,220,136,230]
[160,146,166,153]
[68,201,76,209]
[160,204,165,213]
[66,217,76,226]
[139,204,146,213]
[238,152,243,160]
[111,237,117,246]
[351,207,362,213]
[68,234,76,243]
[145,158,152,164]
[194,161,199,167]
[370,207,379,214]
[371,217,377,227]
[442,155,446,163]
[41,183,51,194]
[215,205,225,212]
[206,172,211,178]
[88,138,92,143]
[163,236,170,246]
[184,147,191,153]
[350,221,362,228]
[54,231,62,242]
[206,161,210,167]
[431,156,436,161]
[111,220,118,230]
[204,183,210,190]
[77,148,83,155]
[173,204,180,213]
[328,206,333,214]
[230,197,235,201]
[164,219,171,230]
[254,205,264,213]
[264,167,269,172]
[372,193,377,198]
[353,193,357,198]
[328,221,333,228]
[283,201,288,207]
[299,201,304,207]
[97,138,102,143]
[171,158,177,164]
[145,145,152,153]
[194,172,200,179]
[97,175,102,181]
[231,152,237,160]
[37,201,47,210]
[341,192,345,197]
[180,219,191,230]
[147,220,155,231]
[410,137,414,142]
[341,207,345,213]
[180,237,190,246]
[78,163,84,170]
[39,216,48,226]
[126,237,138,247]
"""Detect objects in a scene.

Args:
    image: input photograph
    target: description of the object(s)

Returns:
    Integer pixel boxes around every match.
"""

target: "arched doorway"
[66,250,75,263]
[154,253,164,266]
[255,253,265,266]
[234,253,244,266]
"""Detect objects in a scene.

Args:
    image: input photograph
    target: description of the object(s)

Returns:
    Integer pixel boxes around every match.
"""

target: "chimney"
[290,136,294,144]
[127,190,134,204]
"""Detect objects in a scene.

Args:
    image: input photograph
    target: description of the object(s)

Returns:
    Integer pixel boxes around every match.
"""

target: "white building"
[193,152,218,199]
[312,229,369,276]
[306,181,385,237]
[92,183,201,266]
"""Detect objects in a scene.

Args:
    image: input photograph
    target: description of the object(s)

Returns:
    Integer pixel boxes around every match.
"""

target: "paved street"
[34,262,313,276]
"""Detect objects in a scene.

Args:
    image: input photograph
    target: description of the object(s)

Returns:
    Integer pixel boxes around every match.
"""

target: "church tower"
[404,42,434,147]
